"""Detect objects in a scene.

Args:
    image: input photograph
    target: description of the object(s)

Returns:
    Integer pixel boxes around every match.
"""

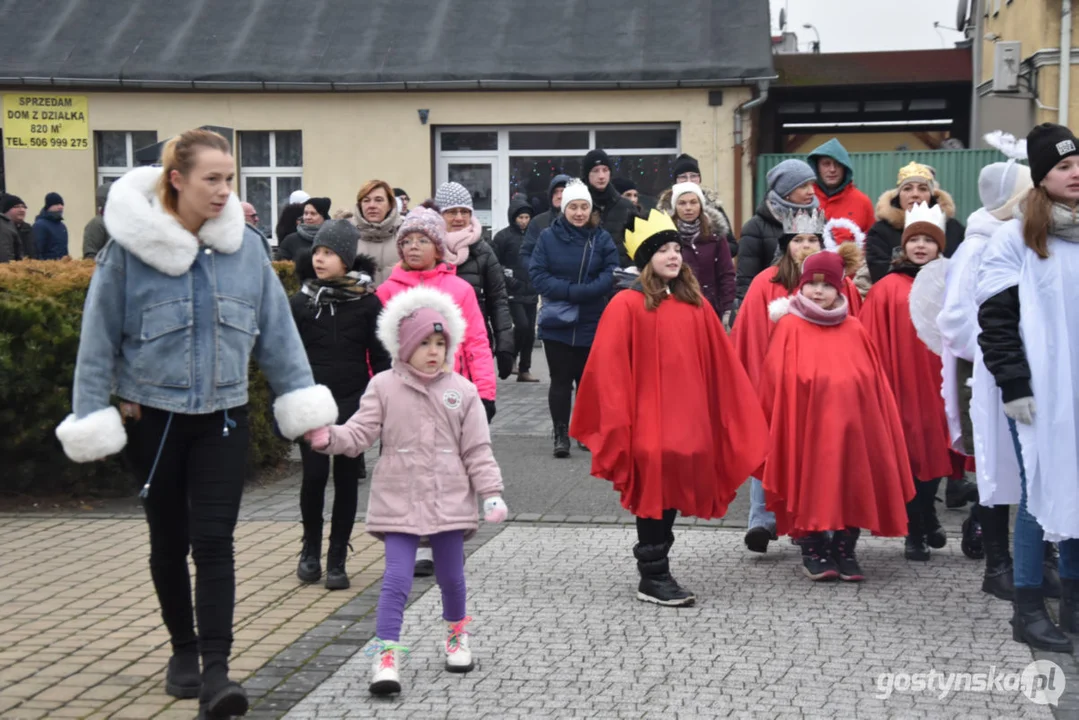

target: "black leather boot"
[979,504,1014,601]
[1012,587,1074,653]
[325,540,351,590]
[961,504,984,560]
[1060,578,1079,633]
[633,542,695,607]
[1044,543,1062,599]
[165,642,201,699]
[296,532,322,584]
[905,493,930,561]
[553,423,571,459]
[923,479,947,549]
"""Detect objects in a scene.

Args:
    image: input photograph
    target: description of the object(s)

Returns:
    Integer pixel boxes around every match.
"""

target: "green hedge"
[0,259,300,497]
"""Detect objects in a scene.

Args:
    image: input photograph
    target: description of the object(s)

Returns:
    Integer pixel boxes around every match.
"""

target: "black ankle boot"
[198,657,248,720]
[1012,587,1074,653]
[945,476,978,508]
[905,495,930,561]
[1060,578,1079,633]
[297,533,322,584]
[553,424,571,459]
[1044,543,1062,599]
[325,540,351,590]
[633,542,695,607]
[980,504,1014,601]
[799,533,839,580]
[831,529,864,581]
[165,644,201,699]
[961,505,984,560]
[923,479,946,549]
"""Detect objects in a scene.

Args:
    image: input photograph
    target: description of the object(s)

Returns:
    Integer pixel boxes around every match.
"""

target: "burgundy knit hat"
[395,206,447,261]
[799,251,845,293]
[397,307,450,363]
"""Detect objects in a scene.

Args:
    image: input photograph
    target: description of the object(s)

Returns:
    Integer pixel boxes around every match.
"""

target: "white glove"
[503,268,514,278]
[483,496,508,523]
[1003,397,1036,425]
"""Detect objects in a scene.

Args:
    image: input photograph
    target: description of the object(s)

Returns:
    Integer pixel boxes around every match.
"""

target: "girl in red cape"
[730,208,863,555]
[860,201,956,562]
[759,251,915,581]
[570,210,769,608]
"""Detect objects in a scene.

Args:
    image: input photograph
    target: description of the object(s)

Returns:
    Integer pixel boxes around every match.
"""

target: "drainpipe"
[1061,0,1072,126]
[733,80,770,230]
[971,0,983,146]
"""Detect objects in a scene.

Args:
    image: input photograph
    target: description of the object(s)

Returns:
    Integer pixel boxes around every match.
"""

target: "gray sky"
[771,0,968,53]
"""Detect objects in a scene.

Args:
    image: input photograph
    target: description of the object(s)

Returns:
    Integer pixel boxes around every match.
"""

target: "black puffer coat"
[735,200,786,302]
[866,188,966,282]
[492,196,538,305]
[590,183,636,268]
[454,239,515,356]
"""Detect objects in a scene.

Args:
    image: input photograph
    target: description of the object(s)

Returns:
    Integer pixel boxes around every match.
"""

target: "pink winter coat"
[376,263,497,401]
[320,363,504,539]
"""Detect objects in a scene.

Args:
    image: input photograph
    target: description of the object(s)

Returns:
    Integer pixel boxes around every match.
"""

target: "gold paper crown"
[780,207,826,236]
[896,162,934,188]
[624,209,679,267]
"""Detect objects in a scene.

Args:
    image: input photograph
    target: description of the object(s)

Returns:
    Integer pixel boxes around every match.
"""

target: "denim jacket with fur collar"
[55,166,337,463]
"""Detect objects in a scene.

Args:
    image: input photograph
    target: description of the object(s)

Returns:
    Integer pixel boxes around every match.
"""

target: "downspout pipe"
[733,80,770,231]
[1061,0,1072,126]
[971,0,983,146]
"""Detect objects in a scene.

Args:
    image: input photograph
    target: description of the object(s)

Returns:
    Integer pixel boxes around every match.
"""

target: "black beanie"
[672,153,701,178]
[305,197,332,221]
[581,149,612,179]
[393,187,408,198]
[612,178,637,194]
[1,194,26,214]
[1027,123,1079,187]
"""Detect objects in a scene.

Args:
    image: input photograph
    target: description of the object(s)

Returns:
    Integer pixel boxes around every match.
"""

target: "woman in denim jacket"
[55,129,337,720]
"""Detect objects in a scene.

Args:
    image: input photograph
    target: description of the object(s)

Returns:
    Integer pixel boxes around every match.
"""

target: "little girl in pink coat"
[305,284,508,697]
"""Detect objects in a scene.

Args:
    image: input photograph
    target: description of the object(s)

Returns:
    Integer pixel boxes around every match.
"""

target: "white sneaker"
[444,617,474,673]
[367,640,407,695]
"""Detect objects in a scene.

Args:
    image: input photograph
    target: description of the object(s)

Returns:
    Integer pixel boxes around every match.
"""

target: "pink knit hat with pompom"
[395,207,447,261]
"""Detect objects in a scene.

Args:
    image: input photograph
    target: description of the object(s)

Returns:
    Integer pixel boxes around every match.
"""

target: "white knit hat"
[289,190,311,205]
[670,182,706,209]
[560,179,592,210]
[979,162,1033,221]
[434,182,473,212]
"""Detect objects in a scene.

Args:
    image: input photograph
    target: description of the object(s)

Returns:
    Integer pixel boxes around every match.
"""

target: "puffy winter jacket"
[376,263,497,401]
[453,234,514,356]
[492,197,538,305]
[33,211,68,260]
[529,216,620,347]
[735,201,785,303]
[681,233,735,317]
[0,214,20,262]
[656,186,739,260]
[866,188,966,283]
[590,184,637,268]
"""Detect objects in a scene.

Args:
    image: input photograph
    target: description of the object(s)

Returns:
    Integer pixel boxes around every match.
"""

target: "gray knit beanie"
[767,159,817,199]
[434,182,474,212]
[312,219,359,269]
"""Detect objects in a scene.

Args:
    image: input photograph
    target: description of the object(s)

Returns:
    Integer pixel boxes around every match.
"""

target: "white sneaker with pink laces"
[444,617,474,673]
[366,640,408,695]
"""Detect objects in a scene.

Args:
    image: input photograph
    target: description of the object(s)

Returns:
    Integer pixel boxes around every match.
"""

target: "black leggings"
[126,405,249,665]
[543,339,591,427]
[636,509,678,546]
[510,302,538,373]
[299,443,360,545]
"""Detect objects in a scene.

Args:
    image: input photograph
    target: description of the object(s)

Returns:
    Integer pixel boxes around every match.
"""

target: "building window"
[239,131,303,240]
[95,131,158,186]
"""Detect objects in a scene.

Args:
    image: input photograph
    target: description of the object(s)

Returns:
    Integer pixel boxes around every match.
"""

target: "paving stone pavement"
[284,526,1075,720]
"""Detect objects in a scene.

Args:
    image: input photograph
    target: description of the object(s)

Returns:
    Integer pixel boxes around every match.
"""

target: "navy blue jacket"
[33,211,69,260]
[528,216,619,347]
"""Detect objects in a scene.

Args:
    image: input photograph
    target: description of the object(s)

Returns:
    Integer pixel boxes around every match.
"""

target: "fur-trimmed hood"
[376,285,467,365]
[103,166,245,276]
[875,187,956,230]
[656,186,731,237]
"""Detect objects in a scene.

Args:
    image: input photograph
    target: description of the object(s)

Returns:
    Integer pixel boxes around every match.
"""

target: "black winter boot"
[633,543,695,607]
[1012,587,1074,653]
[1044,543,1062,599]
[325,540,351,590]
[198,655,248,720]
[904,494,930,561]
[961,505,984,560]
[165,642,201,699]
[923,479,947,549]
[296,532,322,584]
[800,533,839,581]
[831,529,865,582]
[980,504,1014,601]
[1059,578,1079,633]
[946,476,979,508]
[553,424,571,459]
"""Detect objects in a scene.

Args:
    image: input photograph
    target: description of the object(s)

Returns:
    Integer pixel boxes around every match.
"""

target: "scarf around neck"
[1046,202,1079,243]
[676,217,702,248]
[766,190,819,223]
[296,223,319,242]
[444,216,482,266]
[352,204,401,244]
[789,292,848,326]
[301,273,373,317]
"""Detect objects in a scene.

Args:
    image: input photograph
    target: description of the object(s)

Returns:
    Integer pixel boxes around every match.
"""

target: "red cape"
[758,313,915,537]
[732,266,862,387]
[570,289,769,520]
[860,273,955,481]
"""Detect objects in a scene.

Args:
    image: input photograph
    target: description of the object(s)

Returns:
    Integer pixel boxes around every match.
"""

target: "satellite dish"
[779,8,787,31]
[956,0,970,32]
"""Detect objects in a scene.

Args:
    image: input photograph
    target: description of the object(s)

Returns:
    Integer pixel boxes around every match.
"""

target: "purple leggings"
[376,531,467,642]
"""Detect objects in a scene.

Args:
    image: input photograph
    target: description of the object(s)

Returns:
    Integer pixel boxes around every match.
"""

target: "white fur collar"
[377,285,467,363]
[103,166,245,276]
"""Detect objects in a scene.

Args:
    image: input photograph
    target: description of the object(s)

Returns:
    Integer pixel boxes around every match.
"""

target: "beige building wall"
[1,87,753,258]
[797,132,940,153]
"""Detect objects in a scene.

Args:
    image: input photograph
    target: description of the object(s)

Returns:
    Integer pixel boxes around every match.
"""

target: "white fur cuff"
[55,407,128,463]
[768,297,792,323]
[274,384,338,440]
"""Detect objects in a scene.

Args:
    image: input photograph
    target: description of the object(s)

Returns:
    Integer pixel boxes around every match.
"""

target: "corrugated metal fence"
[756,150,1008,226]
